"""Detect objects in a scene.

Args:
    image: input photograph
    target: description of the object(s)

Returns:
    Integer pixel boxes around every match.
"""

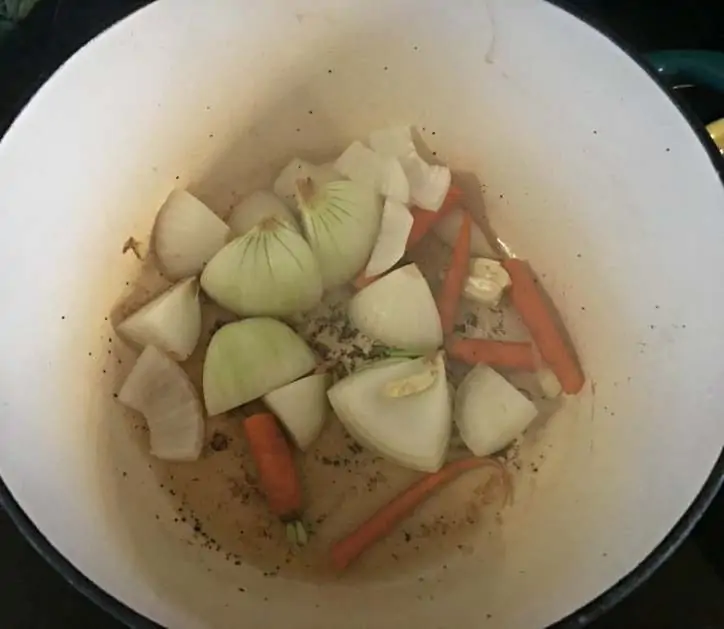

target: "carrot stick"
[330,457,509,570]
[446,337,537,371]
[437,210,472,335]
[406,185,463,249]
[502,258,584,394]
[243,412,302,520]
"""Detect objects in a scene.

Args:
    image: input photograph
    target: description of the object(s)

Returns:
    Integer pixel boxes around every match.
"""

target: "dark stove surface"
[1,1,723,628]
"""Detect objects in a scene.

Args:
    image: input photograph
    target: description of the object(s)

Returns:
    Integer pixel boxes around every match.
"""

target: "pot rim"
[1,1,723,628]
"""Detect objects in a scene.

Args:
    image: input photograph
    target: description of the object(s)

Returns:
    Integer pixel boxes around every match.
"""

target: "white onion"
[274,158,342,212]
[369,126,450,211]
[227,190,298,237]
[433,208,497,257]
[349,263,442,352]
[296,179,382,289]
[200,218,323,317]
[455,365,538,457]
[327,353,451,472]
[263,373,329,450]
[115,277,201,361]
[364,199,414,277]
[153,189,230,280]
[203,318,316,416]
[334,141,409,204]
[118,345,204,461]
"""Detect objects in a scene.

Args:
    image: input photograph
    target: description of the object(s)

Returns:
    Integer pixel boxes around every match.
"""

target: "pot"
[0,1,723,628]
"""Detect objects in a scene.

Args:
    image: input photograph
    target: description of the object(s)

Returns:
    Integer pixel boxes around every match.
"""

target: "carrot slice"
[244,412,302,520]
[502,258,584,394]
[406,185,463,249]
[446,337,537,371]
[437,210,472,335]
[330,457,508,570]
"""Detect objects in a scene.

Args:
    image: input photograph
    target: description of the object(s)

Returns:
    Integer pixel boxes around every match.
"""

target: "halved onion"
[296,179,382,289]
[455,365,538,457]
[263,373,329,450]
[433,208,497,257]
[200,218,323,317]
[334,141,409,204]
[153,189,230,280]
[364,199,414,277]
[116,277,201,361]
[327,353,451,472]
[274,158,342,211]
[203,318,316,416]
[349,263,442,352]
[227,190,298,237]
[118,345,204,461]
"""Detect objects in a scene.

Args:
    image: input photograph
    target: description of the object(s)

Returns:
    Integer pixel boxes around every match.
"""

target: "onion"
[433,208,497,257]
[115,277,201,361]
[334,141,409,204]
[364,199,414,277]
[327,353,451,472]
[227,190,298,237]
[369,126,451,211]
[118,345,204,461]
[200,218,323,317]
[349,263,442,352]
[203,318,316,415]
[296,178,382,289]
[153,189,230,280]
[455,365,538,457]
[263,373,329,450]
[274,158,342,212]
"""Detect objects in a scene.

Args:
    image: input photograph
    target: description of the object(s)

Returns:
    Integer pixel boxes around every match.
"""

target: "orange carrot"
[243,412,302,520]
[502,258,584,394]
[406,185,463,249]
[446,337,537,371]
[330,457,509,570]
[437,210,472,335]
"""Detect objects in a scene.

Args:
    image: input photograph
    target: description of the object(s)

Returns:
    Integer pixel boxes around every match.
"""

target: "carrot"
[446,337,537,371]
[437,210,472,335]
[330,457,509,570]
[352,272,378,291]
[243,412,302,520]
[502,258,584,394]
[406,185,463,249]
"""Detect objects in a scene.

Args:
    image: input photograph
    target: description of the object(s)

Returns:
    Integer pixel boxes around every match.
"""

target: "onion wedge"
[349,263,442,352]
[116,277,201,361]
[118,345,204,461]
[328,353,451,472]
[263,373,329,450]
[153,189,230,280]
[455,365,538,457]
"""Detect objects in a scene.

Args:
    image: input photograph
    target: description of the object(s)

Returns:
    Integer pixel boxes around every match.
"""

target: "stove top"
[1,1,723,628]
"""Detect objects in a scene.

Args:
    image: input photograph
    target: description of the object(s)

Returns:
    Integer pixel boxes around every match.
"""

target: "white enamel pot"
[0,1,723,628]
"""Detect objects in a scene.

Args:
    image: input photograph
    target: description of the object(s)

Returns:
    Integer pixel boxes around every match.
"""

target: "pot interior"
[0,1,723,628]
